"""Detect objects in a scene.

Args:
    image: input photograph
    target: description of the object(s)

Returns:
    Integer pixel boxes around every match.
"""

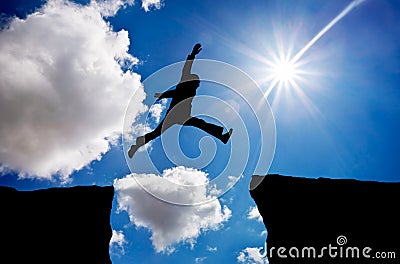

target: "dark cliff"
[250,174,399,264]
[0,185,114,263]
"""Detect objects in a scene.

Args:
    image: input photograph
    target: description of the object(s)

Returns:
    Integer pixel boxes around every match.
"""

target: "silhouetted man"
[128,43,233,158]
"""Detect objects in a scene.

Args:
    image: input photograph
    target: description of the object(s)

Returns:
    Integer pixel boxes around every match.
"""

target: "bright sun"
[263,57,301,97]
[273,60,297,83]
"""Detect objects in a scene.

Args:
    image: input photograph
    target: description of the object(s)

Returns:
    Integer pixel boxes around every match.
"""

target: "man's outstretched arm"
[180,43,202,82]
[154,90,176,100]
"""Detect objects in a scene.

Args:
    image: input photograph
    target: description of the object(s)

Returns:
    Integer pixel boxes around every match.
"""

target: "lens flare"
[264,0,366,96]
[291,0,366,65]
[272,60,297,83]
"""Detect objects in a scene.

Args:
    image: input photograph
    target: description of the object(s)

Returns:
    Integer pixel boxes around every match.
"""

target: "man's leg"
[184,117,233,144]
[138,121,164,146]
[128,118,173,158]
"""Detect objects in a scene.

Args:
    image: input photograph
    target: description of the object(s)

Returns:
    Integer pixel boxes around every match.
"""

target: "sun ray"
[291,0,366,64]
[263,0,366,101]
[263,77,280,98]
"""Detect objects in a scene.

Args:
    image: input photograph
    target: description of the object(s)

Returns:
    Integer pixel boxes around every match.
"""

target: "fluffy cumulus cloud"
[149,98,167,123]
[0,0,149,181]
[94,0,134,17]
[93,0,162,16]
[110,229,127,255]
[114,166,232,253]
[141,0,163,12]
[237,247,267,264]
[247,206,263,222]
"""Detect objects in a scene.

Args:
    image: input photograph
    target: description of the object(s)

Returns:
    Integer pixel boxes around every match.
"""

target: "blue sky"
[0,0,399,263]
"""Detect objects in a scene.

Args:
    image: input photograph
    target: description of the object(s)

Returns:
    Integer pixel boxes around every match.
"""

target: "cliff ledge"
[250,174,399,263]
[0,185,114,263]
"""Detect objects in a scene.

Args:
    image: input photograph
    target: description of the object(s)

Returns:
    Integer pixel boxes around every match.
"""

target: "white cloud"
[0,0,147,181]
[149,98,167,123]
[93,0,162,16]
[110,229,127,255]
[94,0,134,17]
[247,206,263,222]
[141,0,163,12]
[114,166,232,253]
[195,256,207,263]
[124,122,153,152]
[260,230,268,237]
[206,246,217,252]
[227,175,242,188]
[237,247,267,264]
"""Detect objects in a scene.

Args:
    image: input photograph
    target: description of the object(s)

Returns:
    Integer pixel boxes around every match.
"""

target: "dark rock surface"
[0,185,114,263]
[250,174,399,263]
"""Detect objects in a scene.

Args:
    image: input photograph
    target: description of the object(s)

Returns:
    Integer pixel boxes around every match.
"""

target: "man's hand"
[191,43,202,56]
[154,93,162,100]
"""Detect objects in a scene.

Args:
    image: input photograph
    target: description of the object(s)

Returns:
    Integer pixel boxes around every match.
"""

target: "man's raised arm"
[180,43,202,82]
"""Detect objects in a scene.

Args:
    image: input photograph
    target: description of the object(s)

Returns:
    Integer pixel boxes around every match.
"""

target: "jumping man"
[128,43,233,158]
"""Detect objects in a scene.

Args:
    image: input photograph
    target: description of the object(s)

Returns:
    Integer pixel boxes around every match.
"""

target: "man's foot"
[128,144,139,159]
[136,136,145,145]
[221,128,233,144]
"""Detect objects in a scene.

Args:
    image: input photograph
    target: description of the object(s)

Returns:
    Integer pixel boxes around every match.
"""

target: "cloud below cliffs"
[114,166,232,253]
